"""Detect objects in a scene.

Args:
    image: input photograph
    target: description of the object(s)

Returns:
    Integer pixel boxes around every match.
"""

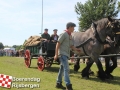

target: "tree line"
[75,0,120,31]
[0,40,26,50]
[0,43,24,50]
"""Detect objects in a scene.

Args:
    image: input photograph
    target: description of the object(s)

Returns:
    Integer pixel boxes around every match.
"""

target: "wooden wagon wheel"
[24,50,31,68]
[37,56,45,71]
[45,58,53,67]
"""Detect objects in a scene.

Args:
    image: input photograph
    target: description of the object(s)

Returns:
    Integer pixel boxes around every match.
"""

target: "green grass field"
[0,57,120,90]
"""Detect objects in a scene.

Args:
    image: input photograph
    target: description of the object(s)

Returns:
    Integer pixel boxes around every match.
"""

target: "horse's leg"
[109,57,117,73]
[96,58,108,80]
[86,58,94,75]
[74,54,80,72]
[83,53,107,80]
[104,57,110,76]
[108,56,117,79]
[83,58,85,63]
[81,58,94,78]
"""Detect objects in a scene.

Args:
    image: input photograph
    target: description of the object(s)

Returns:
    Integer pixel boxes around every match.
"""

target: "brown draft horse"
[74,19,120,79]
[74,35,120,79]
[101,33,120,79]
[71,17,120,80]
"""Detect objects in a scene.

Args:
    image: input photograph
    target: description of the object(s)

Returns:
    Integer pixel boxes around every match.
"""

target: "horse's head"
[106,17,120,38]
[106,17,120,46]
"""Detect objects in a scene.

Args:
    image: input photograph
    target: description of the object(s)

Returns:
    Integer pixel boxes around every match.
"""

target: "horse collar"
[92,26,105,44]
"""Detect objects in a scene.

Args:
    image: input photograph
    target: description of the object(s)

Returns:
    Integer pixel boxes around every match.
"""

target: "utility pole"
[41,0,43,34]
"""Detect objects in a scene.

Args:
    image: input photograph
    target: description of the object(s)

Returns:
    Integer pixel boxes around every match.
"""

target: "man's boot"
[66,84,73,90]
[56,83,66,89]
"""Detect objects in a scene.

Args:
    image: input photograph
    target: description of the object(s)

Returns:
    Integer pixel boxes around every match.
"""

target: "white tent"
[4,47,15,51]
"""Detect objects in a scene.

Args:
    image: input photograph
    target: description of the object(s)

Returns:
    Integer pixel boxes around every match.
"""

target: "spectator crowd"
[0,49,20,57]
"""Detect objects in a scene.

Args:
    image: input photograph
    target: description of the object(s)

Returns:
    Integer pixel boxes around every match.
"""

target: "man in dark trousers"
[54,22,81,90]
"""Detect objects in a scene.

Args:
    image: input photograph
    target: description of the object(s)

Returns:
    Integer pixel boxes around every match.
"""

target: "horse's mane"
[94,18,109,31]
[84,18,109,32]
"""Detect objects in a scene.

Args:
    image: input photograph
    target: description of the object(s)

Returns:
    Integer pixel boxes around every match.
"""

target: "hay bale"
[23,35,42,46]
[27,38,33,43]
[30,37,41,44]
[32,41,41,46]
[32,37,41,42]
[28,36,32,39]
[30,35,40,39]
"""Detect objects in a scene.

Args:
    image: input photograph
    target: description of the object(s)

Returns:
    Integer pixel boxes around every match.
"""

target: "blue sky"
[0,0,120,46]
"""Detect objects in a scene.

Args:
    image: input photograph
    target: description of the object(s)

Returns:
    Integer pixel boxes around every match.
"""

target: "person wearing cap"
[41,28,50,40]
[50,29,59,43]
[41,28,50,53]
[54,22,81,90]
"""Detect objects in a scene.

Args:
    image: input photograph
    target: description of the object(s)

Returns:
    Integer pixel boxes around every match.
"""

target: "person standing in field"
[54,22,80,90]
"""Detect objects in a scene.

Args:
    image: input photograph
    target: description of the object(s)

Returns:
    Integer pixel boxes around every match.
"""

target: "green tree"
[12,44,24,50]
[118,2,120,10]
[12,45,17,48]
[0,42,4,49]
[21,39,27,49]
[16,45,22,50]
[75,0,120,31]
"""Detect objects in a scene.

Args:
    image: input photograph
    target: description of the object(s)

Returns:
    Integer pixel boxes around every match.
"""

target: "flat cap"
[53,29,58,31]
[66,22,76,28]
[44,28,48,31]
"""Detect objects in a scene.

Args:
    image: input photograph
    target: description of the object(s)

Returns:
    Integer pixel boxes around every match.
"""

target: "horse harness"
[76,21,120,56]
[76,38,93,56]
[75,22,104,55]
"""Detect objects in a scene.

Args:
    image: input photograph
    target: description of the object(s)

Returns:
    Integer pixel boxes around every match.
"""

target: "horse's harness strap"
[93,27,105,44]
[82,46,88,56]
[76,38,93,48]
[76,38,93,56]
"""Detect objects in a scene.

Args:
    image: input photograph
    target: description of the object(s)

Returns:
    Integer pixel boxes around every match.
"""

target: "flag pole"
[41,0,43,34]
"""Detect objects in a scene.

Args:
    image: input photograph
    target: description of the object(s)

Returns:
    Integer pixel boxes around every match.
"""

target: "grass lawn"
[0,57,120,90]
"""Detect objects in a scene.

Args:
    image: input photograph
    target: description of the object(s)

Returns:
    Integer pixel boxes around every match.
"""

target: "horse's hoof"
[74,69,79,72]
[96,71,107,81]
[107,74,114,79]
[105,71,114,79]
[96,76,106,81]
[81,74,89,79]
[109,74,114,79]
